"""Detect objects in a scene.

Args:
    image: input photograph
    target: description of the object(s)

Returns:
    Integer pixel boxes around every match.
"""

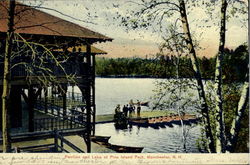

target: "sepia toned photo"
[0,0,249,164]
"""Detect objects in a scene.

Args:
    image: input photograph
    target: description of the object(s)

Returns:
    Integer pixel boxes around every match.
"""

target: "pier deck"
[96,110,189,123]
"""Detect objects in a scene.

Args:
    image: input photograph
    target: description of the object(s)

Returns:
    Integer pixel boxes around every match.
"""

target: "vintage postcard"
[0,0,249,164]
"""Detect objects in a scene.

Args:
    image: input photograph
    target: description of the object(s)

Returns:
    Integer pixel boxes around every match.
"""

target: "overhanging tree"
[115,0,248,153]
[0,0,81,152]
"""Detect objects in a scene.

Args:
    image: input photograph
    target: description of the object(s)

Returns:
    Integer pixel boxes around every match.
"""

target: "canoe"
[91,136,143,153]
[91,136,111,145]
[109,144,143,153]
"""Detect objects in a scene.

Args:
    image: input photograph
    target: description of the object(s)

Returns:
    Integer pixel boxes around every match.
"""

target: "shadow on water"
[95,122,201,153]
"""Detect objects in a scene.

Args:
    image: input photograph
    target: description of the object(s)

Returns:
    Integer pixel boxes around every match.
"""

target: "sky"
[24,0,248,58]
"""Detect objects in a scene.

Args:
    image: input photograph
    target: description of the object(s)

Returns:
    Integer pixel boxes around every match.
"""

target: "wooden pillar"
[28,86,35,132]
[91,54,96,136]
[85,44,91,153]
[54,129,58,152]
[10,86,22,128]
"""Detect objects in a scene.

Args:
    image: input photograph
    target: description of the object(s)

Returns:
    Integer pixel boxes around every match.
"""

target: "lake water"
[70,78,157,115]
[95,78,156,115]
[95,123,201,153]
[70,78,202,153]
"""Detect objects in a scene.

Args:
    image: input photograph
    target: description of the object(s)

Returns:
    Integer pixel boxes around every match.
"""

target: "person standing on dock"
[136,100,141,118]
[128,105,133,118]
[122,105,128,117]
[115,104,121,114]
[132,105,136,116]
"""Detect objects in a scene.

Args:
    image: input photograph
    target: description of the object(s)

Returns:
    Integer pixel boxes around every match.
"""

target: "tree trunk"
[2,0,15,153]
[227,80,249,152]
[226,1,249,153]
[178,0,215,153]
[214,0,227,153]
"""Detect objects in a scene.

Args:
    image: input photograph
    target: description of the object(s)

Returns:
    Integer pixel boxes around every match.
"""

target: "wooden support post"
[28,86,35,132]
[85,44,91,153]
[86,44,91,74]
[54,129,58,152]
[62,85,67,118]
[60,135,64,152]
[51,118,54,131]
[91,54,96,136]
[10,86,22,128]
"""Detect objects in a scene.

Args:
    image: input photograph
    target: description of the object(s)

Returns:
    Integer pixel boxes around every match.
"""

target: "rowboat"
[91,136,111,145]
[109,144,144,153]
[91,136,143,153]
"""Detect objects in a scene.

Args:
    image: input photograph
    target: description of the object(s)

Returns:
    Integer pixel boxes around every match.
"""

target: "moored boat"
[91,136,143,153]
[90,136,111,145]
[109,144,144,153]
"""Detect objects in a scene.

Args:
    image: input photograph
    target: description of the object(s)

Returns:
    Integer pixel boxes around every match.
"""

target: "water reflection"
[95,123,201,153]
[68,78,202,152]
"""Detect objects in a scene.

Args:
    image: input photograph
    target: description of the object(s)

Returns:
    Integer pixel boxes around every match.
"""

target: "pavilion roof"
[0,1,112,43]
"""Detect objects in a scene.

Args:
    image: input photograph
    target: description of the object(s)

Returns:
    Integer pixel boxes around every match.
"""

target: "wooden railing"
[0,129,85,153]
[54,130,84,153]
[34,114,86,132]
[34,90,89,132]
[35,96,86,117]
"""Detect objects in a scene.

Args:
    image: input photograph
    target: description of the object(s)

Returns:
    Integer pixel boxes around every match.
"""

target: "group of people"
[115,100,141,118]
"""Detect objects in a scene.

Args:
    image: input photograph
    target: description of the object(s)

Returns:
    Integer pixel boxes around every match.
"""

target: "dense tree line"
[96,44,248,82]
[96,55,194,78]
